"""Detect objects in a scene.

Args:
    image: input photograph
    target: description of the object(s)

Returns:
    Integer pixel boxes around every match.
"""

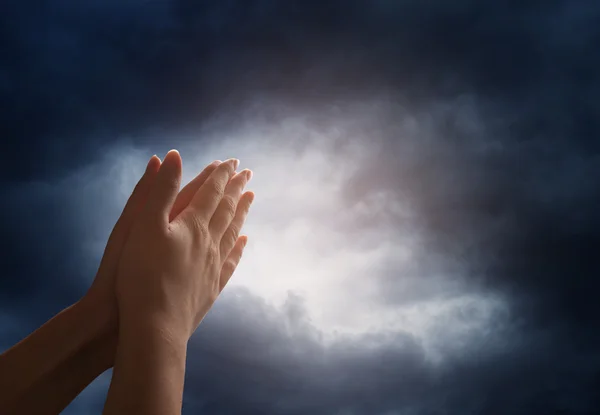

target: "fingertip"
[146,155,161,173]
[223,158,239,172]
[166,148,181,162]
[161,149,183,173]
[240,234,249,247]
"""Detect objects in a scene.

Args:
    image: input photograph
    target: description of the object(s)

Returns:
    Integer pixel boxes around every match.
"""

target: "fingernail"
[246,169,253,181]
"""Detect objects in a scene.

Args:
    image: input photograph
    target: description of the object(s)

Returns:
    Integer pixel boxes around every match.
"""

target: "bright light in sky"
[72,101,509,363]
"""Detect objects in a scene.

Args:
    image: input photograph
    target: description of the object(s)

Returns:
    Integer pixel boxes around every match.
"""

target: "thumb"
[144,149,182,223]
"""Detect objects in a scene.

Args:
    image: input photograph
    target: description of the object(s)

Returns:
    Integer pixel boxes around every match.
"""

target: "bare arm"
[0,299,116,415]
[102,318,188,414]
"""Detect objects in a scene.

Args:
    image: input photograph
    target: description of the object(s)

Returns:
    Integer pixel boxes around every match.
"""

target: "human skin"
[0,152,252,415]
[102,150,253,415]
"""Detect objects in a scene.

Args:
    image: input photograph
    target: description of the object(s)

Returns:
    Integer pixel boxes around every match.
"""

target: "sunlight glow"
[76,101,509,362]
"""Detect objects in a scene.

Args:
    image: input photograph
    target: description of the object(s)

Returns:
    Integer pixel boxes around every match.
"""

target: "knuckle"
[220,233,235,256]
[209,180,225,197]
[187,214,209,238]
[207,244,220,264]
[228,221,241,239]
[222,196,237,216]
[208,191,221,207]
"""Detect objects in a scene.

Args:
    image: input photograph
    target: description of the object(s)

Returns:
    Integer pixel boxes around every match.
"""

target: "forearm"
[103,317,188,415]
[0,299,117,415]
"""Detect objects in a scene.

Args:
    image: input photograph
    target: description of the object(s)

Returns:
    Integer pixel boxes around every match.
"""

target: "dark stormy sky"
[2,1,600,414]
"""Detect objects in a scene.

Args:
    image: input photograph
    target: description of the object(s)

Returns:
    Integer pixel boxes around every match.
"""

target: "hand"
[81,156,160,328]
[82,154,225,333]
[115,150,254,341]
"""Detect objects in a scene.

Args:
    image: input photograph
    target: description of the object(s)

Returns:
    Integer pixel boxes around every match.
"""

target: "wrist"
[74,296,118,339]
[119,312,189,350]
[72,297,119,368]
[105,311,188,415]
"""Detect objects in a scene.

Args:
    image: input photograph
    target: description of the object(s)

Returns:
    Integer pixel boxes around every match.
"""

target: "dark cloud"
[2,0,600,414]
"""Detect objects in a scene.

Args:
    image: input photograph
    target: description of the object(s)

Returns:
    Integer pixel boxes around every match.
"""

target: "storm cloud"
[1,1,600,414]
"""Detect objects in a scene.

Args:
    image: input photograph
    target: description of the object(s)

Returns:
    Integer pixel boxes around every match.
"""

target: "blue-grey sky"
[1,1,599,414]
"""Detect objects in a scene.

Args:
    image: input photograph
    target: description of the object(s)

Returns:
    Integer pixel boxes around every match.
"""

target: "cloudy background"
[2,1,600,414]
